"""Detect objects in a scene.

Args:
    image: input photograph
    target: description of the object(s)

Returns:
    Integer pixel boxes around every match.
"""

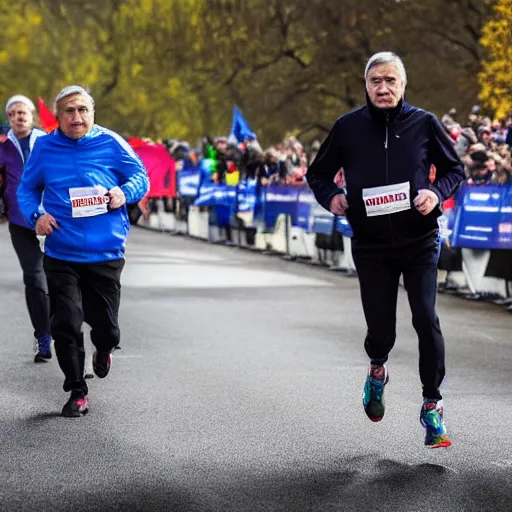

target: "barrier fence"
[137,167,512,309]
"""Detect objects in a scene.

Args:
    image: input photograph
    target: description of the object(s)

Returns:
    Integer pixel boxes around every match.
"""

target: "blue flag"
[230,105,256,142]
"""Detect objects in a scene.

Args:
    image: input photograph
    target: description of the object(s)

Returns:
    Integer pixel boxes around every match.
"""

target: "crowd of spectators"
[160,105,511,192]
[441,105,512,186]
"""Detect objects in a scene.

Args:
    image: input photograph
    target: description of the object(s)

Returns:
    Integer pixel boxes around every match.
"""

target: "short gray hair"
[364,52,407,89]
[53,85,95,113]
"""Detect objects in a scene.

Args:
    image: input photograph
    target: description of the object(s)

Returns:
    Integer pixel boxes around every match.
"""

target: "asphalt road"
[1,224,511,512]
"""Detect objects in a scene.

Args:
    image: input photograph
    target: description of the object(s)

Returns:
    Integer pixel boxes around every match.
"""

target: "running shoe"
[62,394,88,418]
[93,350,112,378]
[420,399,452,448]
[34,334,52,363]
[362,364,389,422]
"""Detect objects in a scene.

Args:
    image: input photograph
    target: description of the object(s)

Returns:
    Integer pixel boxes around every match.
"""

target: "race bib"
[363,182,411,217]
[69,186,109,218]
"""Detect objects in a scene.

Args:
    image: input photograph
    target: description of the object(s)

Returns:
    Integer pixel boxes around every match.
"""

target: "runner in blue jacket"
[307,52,465,448]
[17,85,149,417]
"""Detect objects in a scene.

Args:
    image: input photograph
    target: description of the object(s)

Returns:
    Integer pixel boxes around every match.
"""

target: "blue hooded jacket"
[306,97,465,249]
[17,125,149,263]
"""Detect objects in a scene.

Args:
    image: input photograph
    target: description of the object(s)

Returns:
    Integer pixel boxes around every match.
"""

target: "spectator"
[477,125,494,150]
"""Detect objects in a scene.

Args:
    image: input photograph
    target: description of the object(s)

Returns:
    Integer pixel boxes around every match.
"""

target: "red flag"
[38,98,59,133]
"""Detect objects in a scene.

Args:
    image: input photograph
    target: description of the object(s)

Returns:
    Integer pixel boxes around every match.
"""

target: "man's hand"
[108,186,126,209]
[138,196,150,220]
[414,189,439,216]
[35,213,58,235]
[329,193,348,216]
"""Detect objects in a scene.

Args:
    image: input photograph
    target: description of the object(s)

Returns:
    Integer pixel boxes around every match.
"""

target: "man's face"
[366,64,404,109]
[7,102,33,138]
[57,94,95,139]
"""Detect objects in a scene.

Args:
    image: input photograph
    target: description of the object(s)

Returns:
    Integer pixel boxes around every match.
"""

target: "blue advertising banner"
[311,205,335,235]
[262,185,302,230]
[193,184,237,207]
[451,185,512,250]
[177,168,201,197]
[237,179,258,214]
[187,179,512,251]
[296,187,317,231]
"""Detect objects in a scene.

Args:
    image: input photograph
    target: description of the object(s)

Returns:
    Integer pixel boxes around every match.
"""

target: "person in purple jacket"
[307,52,465,448]
[0,95,51,362]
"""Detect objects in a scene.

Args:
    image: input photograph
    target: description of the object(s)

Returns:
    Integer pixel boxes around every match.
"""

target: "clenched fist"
[107,187,126,209]
[414,189,439,216]
[35,213,59,235]
[329,193,348,216]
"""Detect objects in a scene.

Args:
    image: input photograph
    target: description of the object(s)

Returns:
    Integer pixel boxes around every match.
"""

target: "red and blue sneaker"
[362,364,389,422]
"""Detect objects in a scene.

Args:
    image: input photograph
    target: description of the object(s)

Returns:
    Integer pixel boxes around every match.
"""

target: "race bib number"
[69,186,109,218]
[363,182,411,217]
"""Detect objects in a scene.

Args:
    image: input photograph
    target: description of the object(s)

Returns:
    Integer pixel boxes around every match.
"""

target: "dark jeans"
[353,236,445,400]
[9,223,51,339]
[43,255,125,397]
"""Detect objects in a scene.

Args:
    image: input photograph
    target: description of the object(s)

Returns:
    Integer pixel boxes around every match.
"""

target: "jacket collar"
[6,128,45,163]
[365,92,409,123]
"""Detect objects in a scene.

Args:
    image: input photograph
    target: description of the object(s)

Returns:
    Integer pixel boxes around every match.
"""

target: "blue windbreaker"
[17,125,149,263]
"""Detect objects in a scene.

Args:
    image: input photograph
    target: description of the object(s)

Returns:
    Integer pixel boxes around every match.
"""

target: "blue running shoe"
[362,364,389,422]
[420,400,452,448]
[34,334,52,363]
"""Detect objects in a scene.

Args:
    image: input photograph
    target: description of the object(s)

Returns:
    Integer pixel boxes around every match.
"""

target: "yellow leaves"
[25,8,42,27]
[131,64,143,78]
[478,0,512,118]
[167,78,182,98]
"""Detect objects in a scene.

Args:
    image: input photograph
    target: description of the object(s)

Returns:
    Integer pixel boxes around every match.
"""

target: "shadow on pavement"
[2,453,512,511]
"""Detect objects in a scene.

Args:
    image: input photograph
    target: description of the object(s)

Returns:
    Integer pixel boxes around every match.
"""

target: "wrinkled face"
[56,93,95,139]
[366,64,404,109]
[7,102,34,138]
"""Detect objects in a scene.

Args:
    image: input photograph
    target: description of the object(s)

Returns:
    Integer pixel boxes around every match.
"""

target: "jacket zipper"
[385,113,395,245]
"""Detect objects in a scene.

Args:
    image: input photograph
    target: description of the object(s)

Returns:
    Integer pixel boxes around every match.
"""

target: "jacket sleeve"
[0,143,5,188]
[427,115,466,203]
[305,118,344,212]
[112,138,150,204]
[17,138,45,228]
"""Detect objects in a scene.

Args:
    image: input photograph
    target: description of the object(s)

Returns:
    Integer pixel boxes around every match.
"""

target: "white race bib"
[69,186,109,218]
[363,182,411,217]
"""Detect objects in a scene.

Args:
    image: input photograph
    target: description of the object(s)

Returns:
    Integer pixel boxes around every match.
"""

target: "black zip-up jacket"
[306,97,465,250]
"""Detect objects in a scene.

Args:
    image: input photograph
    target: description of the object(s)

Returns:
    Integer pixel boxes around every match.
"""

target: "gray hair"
[5,94,36,113]
[53,85,95,113]
[364,52,407,89]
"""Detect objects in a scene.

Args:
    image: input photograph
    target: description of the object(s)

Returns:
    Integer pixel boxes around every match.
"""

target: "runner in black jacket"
[306,51,465,448]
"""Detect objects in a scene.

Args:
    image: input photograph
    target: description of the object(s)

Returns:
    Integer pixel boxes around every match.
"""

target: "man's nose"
[377,83,390,94]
